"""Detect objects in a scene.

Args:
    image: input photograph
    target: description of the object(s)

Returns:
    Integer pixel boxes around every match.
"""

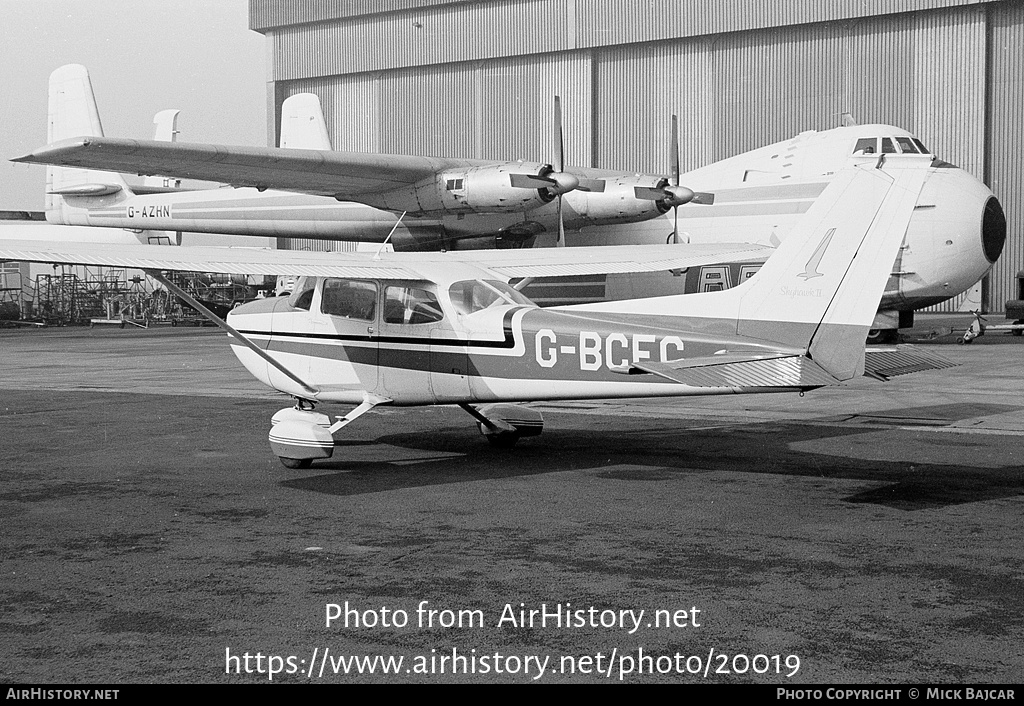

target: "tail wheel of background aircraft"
[279,457,313,469]
[479,425,521,449]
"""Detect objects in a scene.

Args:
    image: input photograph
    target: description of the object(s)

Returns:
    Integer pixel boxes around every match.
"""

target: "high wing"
[17,136,472,198]
[13,136,640,217]
[0,240,772,281]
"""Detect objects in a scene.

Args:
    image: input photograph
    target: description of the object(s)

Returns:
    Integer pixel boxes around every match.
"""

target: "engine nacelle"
[438,162,553,214]
[564,175,669,226]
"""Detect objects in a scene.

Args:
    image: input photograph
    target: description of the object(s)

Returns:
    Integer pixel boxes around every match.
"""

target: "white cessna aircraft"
[0,159,953,468]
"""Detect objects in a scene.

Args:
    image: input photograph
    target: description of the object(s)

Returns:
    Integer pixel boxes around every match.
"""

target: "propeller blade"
[670,114,680,187]
[556,194,566,247]
[509,173,556,189]
[690,192,715,205]
[554,95,564,173]
[575,178,606,193]
[634,186,667,201]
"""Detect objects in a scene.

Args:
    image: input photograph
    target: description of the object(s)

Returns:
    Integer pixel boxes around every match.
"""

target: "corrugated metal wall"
[988,1,1024,305]
[259,0,1023,312]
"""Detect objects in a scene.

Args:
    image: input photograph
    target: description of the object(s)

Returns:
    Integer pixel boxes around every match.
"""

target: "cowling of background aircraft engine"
[888,165,1006,311]
[432,162,554,214]
[562,175,670,225]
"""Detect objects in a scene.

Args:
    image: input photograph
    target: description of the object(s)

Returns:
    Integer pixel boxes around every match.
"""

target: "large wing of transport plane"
[15,66,689,224]
[19,64,700,249]
[0,160,956,468]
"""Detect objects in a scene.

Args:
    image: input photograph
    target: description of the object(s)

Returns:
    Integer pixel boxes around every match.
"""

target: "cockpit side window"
[912,138,929,153]
[320,278,377,321]
[288,276,316,310]
[449,280,535,316]
[383,285,444,325]
[853,138,877,155]
[881,137,897,154]
[895,137,919,153]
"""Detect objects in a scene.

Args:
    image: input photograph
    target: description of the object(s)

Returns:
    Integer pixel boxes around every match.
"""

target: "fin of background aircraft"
[44,64,133,221]
[279,94,333,150]
[143,109,181,190]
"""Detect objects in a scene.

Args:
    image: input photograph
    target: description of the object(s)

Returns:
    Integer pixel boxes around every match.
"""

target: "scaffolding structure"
[4,266,265,327]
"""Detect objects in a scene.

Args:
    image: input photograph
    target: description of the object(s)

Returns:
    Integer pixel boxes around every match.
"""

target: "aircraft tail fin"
[143,109,181,189]
[731,159,930,379]
[576,158,931,381]
[45,64,132,222]
[279,93,333,150]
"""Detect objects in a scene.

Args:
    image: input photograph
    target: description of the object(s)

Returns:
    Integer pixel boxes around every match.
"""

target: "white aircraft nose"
[897,166,1005,309]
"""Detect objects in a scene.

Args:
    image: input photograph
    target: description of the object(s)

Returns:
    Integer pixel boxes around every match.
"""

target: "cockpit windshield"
[853,135,931,156]
[288,276,316,310]
[448,279,536,315]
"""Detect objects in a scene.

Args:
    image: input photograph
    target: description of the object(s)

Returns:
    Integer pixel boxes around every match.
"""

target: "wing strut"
[145,269,320,396]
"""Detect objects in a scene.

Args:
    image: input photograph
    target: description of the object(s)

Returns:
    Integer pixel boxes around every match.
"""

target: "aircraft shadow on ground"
[281,402,1024,510]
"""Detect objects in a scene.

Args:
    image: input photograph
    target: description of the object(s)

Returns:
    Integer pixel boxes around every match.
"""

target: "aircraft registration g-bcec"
[0,157,955,468]
[12,65,1006,342]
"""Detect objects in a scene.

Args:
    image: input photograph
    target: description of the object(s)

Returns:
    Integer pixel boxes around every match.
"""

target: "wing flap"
[632,355,841,388]
[453,243,771,279]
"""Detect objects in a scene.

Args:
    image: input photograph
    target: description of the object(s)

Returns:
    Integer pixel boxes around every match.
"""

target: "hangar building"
[247,0,1023,312]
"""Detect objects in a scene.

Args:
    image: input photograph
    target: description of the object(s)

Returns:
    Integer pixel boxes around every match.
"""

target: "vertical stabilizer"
[144,109,181,189]
[280,93,333,150]
[730,159,929,378]
[566,157,932,380]
[45,64,132,222]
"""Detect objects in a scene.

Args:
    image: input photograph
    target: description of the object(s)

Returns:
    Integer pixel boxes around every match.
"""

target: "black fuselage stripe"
[235,308,519,349]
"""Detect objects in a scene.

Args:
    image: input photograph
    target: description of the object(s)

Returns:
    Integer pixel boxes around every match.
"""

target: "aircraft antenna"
[374,211,406,260]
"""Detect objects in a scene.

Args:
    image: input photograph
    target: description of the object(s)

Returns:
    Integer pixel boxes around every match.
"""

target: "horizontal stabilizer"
[47,183,123,197]
[632,354,840,388]
[863,346,958,381]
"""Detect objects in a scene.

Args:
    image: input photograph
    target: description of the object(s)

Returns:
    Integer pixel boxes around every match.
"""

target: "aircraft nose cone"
[982,196,1006,264]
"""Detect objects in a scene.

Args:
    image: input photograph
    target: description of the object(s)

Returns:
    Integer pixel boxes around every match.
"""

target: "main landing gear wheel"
[279,457,313,469]
[480,426,521,449]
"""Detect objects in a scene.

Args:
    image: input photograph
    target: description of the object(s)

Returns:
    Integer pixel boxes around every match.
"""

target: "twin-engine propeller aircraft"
[13,65,1006,341]
[17,64,705,251]
[0,160,954,468]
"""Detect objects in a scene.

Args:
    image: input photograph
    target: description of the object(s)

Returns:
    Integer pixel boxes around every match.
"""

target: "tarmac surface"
[1,314,1022,684]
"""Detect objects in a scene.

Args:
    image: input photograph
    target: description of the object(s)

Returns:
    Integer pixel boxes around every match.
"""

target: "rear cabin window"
[320,279,377,321]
